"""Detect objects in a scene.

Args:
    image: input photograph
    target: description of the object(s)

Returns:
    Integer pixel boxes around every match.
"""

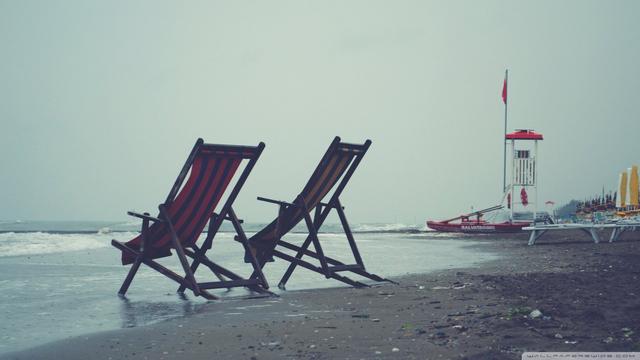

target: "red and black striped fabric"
[248,143,360,255]
[121,147,247,265]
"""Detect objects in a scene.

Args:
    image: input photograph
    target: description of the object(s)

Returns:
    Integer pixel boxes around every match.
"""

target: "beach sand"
[2,230,639,359]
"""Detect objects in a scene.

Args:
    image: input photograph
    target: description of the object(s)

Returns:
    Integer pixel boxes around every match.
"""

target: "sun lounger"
[524,223,618,245]
[111,139,270,300]
[244,137,392,289]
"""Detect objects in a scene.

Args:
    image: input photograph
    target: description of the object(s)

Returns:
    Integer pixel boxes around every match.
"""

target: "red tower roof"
[505,129,543,140]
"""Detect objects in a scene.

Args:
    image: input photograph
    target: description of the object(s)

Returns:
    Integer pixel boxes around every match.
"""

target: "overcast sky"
[1,1,639,224]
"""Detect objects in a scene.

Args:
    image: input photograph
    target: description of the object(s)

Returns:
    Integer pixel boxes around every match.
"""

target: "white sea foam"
[97,227,111,234]
[0,232,115,257]
[109,219,144,228]
[352,223,420,232]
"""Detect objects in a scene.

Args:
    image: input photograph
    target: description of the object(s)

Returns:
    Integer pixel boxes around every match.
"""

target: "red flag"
[501,77,507,104]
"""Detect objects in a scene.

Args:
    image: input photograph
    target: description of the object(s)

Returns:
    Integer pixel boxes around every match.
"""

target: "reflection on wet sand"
[119,294,214,328]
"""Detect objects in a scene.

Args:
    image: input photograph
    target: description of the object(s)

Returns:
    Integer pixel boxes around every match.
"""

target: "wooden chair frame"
[112,139,272,300]
[250,137,394,289]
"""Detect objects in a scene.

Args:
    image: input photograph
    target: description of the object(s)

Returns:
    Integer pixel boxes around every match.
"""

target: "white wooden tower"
[506,129,543,223]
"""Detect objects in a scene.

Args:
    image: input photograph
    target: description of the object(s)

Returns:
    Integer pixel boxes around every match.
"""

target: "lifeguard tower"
[505,129,543,223]
[426,72,547,233]
[426,129,544,233]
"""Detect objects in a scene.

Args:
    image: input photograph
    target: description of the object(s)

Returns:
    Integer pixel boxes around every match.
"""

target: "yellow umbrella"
[630,165,639,207]
[620,171,628,208]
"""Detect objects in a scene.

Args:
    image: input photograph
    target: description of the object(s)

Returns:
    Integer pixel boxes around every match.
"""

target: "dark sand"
[3,230,639,359]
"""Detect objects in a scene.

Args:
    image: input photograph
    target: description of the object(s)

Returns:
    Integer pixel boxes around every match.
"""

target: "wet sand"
[3,230,639,359]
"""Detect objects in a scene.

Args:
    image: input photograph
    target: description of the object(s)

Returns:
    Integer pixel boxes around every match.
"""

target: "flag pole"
[502,69,508,193]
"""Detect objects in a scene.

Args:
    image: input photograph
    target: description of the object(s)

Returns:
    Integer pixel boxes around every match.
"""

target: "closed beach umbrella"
[619,171,628,208]
[630,165,639,207]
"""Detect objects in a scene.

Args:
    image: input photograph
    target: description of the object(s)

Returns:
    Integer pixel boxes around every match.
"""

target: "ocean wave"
[351,223,423,233]
[106,219,145,230]
[0,232,113,257]
[0,220,22,225]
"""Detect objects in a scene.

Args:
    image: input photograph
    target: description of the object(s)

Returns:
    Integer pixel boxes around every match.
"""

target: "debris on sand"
[529,309,543,319]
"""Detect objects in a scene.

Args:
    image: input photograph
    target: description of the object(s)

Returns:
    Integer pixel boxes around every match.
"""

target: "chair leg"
[160,206,202,297]
[179,207,270,294]
[273,249,368,288]
[138,256,218,300]
[229,207,270,289]
[278,235,315,289]
[177,206,271,296]
[183,248,274,296]
[335,202,364,267]
[178,249,227,294]
[178,259,200,294]
[118,257,142,296]
[276,239,393,284]
[113,239,218,299]
[278,205,331,289]
[179,213,227,293]
[305,214,329,276]
[173,241,201,296]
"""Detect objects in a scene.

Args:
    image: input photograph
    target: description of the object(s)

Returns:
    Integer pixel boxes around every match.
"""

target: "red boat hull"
[426,220,530,233]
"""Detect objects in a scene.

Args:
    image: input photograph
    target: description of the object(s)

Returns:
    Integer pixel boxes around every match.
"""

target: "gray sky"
[1,1,639,224]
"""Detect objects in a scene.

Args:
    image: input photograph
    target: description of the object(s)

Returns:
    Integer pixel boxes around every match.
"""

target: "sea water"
[0,221,499,354]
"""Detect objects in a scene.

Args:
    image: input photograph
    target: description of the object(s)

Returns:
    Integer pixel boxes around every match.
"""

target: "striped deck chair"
[111,139,270,300]
[245,137,392,289]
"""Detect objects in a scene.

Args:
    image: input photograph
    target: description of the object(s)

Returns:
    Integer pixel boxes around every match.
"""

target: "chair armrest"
[127,211,164,223]
[257,196,294,207]
[222,215,243,224]
[318,201,345,210]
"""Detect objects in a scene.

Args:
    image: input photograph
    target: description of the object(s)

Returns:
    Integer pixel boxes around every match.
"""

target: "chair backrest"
[249,137,371,245]
[143,139,264,251]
